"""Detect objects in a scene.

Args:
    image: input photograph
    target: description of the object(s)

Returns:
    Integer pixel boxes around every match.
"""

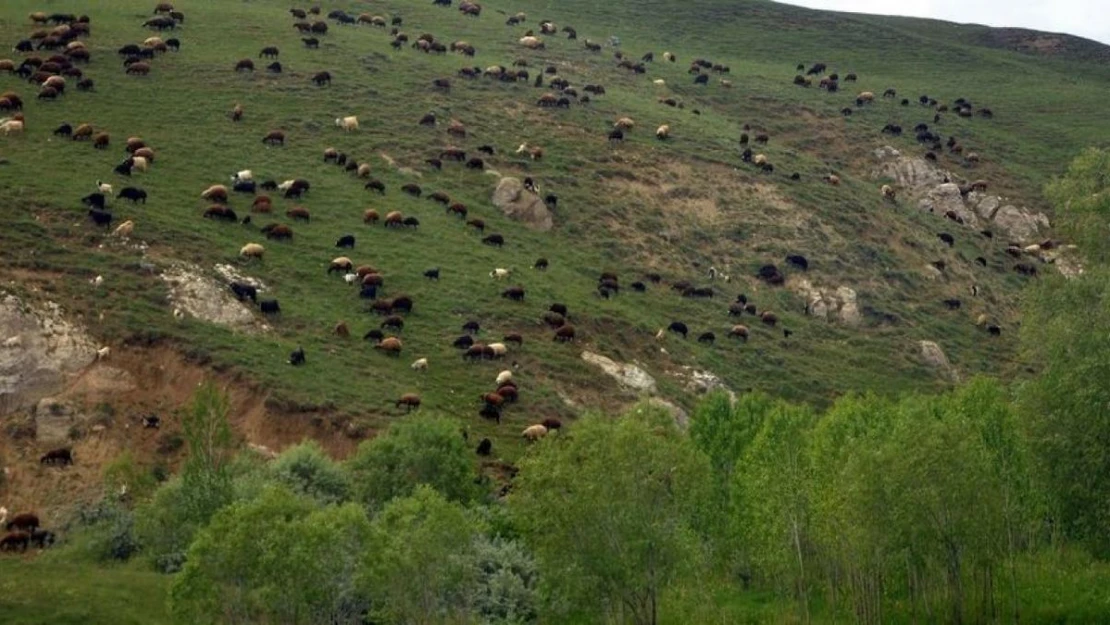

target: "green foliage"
[363,485,485,625]
[512,404,712,625]
[1019,149,1110,556]
[269,440,351,505]
[103,451,159,502]
[467,535,540,625]
[1045,148,1110,264]
[71,500,142,563]
[170,486,372,625]
[346,414,478,512]
[732,402,817,601]
[137,381,239,572]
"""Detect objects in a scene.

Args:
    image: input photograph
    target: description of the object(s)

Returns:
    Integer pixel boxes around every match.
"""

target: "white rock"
[919,340,958,382]
[580,351,656,393]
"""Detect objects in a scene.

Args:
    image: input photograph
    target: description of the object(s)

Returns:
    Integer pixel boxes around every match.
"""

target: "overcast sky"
[776,0,1110,45]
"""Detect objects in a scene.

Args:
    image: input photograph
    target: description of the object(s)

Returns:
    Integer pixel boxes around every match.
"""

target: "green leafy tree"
[467,535,540,625]
[1044,147,1110,265]
[270,440,351,504]
[138,382,237,570]
[170,486,372,625]
[732,402,817,621]
[346,414,478,511]
[1021,148,1110,556]
[363,485,484,625]
[511,404,712,625]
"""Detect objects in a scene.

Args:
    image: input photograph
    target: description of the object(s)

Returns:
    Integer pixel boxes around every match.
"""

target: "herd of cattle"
[0,0,1049,551]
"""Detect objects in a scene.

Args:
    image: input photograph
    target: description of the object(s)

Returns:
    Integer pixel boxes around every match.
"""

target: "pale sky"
[777,0,1110,45]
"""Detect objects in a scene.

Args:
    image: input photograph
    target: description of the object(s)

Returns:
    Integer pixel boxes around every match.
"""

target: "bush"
[71,500,142,562]
[346,414,478,512]
[468,535,540,624]
[269,440,350,505]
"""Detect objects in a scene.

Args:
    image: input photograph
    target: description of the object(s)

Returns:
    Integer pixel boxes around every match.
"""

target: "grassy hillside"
[0,0,1107,459]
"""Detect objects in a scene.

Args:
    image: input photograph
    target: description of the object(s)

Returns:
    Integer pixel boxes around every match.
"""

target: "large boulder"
[794,280,862,326]
[492,177,553,231]
[919,340,958,382]
[918,183,979,226]
[871,147,951,191]
[992,205,1049,243]
[0,294,99,416]
[33,397,82,445]
[580,351,656,393]
[161,263,265,332]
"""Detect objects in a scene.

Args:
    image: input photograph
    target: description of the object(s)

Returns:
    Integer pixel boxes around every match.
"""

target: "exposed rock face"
[794,280,862,326]
[580,351,656,393]
[919,340,959,382]
[492,177,553,231]
[0,294,99,416]
[33,397,82,445]
[161,263,265,332]
[873,146,1050,245]
[919,183,980,226]
[872,147,952,189]
[991,205,1050,242]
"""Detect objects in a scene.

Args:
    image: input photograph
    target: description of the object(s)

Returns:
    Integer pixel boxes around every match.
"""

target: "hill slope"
[0,0,1107,466]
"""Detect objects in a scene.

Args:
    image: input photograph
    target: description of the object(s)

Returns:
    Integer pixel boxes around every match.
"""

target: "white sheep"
[0,507,7,527]
[0,120,25,135]
[522,424,548,441]
[518,36,545,49]
[343,272,358,285]
[277,179,296,192]
[655,328,665,340]
[490,268,511,279]
[173,308,185,321]
[335,116,359,131]
[496,370,513,386]
[97,346,111,360]
[2,336,21,348]
[488,343,508,358]
[112,220,134,238]
[655,124,670,140]
[92,275,104,288]
[96,180,113,195]
[231,169,253,182]
[240,242,265,259]
[653,79,665,86]
[411,358,428,371]
[131,156,149,173]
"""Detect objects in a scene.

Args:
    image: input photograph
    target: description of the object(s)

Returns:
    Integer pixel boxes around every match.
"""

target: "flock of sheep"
[0,0,1051,550]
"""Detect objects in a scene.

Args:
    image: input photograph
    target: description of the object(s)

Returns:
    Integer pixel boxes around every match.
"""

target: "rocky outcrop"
[873,146,1050,245]
[161,263,266,332]
[872,146,952,190]
[919,340,959,382]
[918,183,980,226]
[0,294,100,416]
[32,397,83,445]
[580,351,656,393]
[492,177,553,231]
[794,280,862,326]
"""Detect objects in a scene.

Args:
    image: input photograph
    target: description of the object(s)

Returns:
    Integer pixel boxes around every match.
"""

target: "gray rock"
[0,294,98,416]
[161,263,263,332]
[580,351,656,393]
[973,194,1001,220]
[871,148,951,191]
[33,397,81,445]
[992,205,1048,243]
[918,183,979,227]
[836,286,861,326]
[492,177,553,231]
[919,340,959,382]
